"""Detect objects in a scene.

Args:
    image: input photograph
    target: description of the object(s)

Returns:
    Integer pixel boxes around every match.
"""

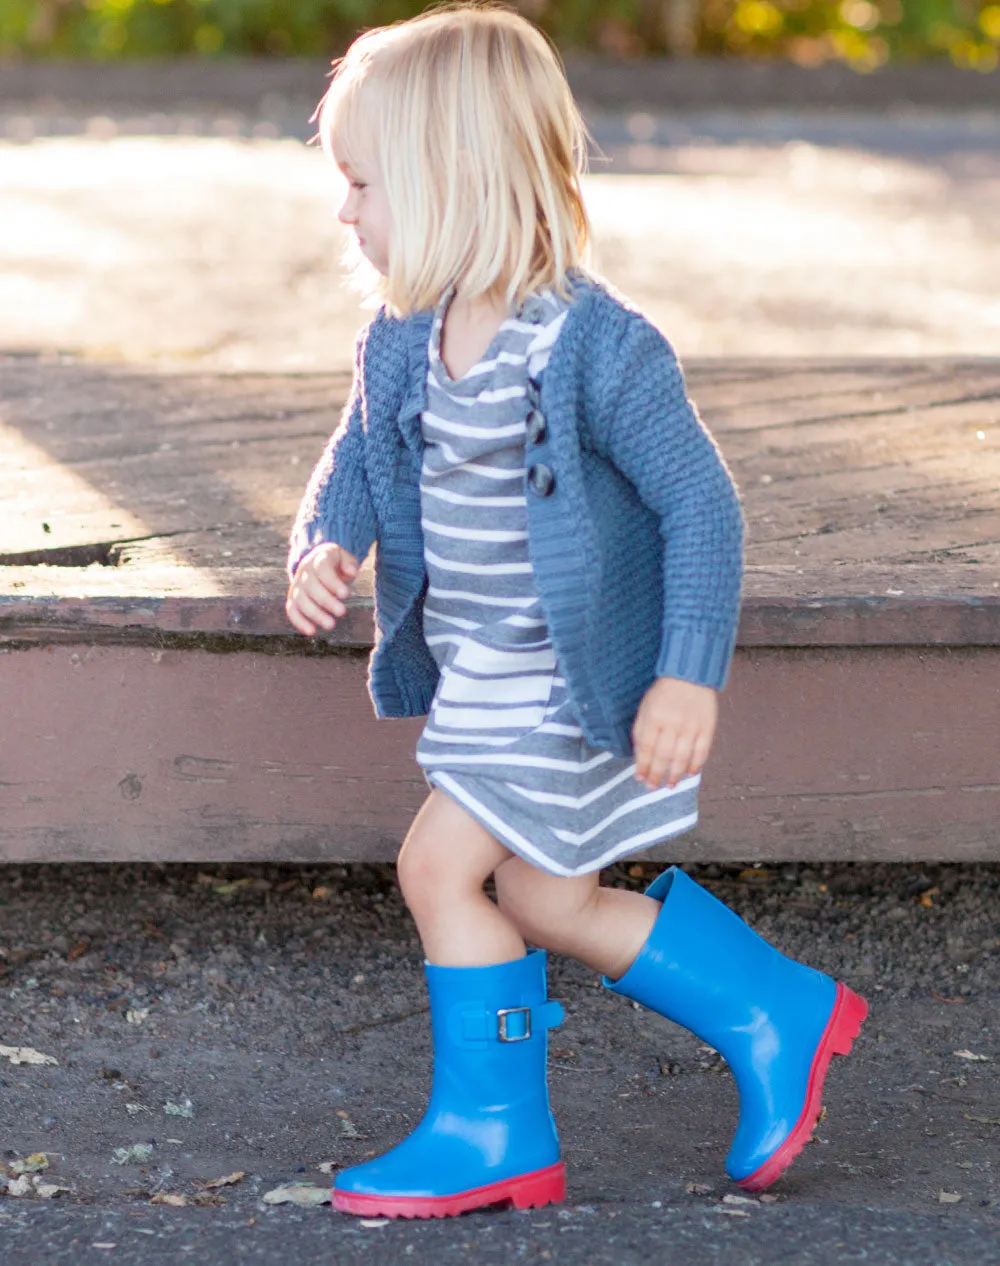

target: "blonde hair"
[314,1,594,318]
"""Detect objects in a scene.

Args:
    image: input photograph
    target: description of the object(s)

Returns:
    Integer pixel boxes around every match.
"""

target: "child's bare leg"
[396,788,524,966]
[494,858,658,981]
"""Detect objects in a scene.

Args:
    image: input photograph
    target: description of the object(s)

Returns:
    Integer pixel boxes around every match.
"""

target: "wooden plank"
[1,642,996,862]
[3,356,999,649]
[3,594,1000,650]
[3,356,998,611]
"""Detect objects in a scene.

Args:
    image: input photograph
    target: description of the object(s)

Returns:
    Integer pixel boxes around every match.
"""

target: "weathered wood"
[2,357,999,862]
[3,356,999,614]
[3,594,1000,650]
[1,643,996,863]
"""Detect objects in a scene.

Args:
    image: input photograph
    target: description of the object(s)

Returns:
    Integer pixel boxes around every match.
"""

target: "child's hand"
[632,677,718,790]
[285,543,360,636]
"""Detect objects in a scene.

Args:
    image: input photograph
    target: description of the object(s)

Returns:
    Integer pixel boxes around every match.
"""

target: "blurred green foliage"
[2,0,998,69]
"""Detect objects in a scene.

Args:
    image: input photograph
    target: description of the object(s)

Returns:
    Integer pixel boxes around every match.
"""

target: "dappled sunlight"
[1,127,999,367]
[581,144,1000,356]
[0,135,349,369]
[0,412,226,597]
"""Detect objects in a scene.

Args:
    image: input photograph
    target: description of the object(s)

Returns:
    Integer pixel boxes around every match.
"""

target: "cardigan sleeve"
[594,314,745,690]
[287,323,379,581]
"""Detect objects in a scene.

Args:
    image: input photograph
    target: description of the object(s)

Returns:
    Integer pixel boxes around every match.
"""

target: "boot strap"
[452,999,565,1046]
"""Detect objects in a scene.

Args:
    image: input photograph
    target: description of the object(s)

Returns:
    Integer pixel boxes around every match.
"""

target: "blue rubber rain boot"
[604,867,867,1190]
[332,949,566,1218]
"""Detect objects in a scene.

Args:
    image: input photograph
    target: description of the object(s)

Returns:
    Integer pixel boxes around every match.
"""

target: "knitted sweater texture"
[288,268,744,759]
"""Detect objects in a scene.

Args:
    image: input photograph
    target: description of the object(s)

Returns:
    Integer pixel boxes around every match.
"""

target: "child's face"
[335,152,392,276]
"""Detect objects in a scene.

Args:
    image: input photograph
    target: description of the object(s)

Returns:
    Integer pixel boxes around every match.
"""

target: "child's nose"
[337,192,357,225]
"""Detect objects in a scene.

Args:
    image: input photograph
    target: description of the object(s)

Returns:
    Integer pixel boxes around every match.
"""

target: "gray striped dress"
[414,283,700,877]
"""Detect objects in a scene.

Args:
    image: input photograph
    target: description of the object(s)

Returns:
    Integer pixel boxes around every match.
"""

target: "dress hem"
[426,770,698,878]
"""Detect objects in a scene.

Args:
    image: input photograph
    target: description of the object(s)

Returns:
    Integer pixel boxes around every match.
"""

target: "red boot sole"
[331,1161,566,1219]
[737,982,868,1192]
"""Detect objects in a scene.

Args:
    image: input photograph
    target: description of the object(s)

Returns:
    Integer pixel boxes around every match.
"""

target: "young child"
[286,1,867,1220]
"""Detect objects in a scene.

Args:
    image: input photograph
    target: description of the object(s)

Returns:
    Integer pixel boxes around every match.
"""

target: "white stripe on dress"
[423,549,533,576]
[423,521,528,543]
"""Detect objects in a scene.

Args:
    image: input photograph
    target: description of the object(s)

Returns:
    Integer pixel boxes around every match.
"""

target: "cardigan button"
[522,299,546,324]
[526,412,547,445]
[528,464,555,497]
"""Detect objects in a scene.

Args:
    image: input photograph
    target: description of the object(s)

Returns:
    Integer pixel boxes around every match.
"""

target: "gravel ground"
[1,861,997,1262]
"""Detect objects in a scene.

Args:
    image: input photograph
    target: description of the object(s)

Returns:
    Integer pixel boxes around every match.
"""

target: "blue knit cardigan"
[289,268,744,759]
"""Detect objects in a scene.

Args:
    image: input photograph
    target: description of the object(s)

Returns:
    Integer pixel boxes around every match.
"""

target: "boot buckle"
[497,1007,531,1042]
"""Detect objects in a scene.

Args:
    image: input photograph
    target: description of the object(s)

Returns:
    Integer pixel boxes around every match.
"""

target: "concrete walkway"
[1,105,998,369]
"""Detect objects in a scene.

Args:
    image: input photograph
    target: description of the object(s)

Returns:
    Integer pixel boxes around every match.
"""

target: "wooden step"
[2,356,998,862]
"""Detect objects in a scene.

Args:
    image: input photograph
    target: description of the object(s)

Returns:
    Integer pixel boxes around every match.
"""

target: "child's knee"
[396,828,488,918]
[397,832,447,911]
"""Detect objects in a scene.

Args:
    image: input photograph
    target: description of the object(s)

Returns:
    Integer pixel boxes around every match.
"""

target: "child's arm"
[594,314,744,687]
[286,325,379,633]
[591,315,745,787]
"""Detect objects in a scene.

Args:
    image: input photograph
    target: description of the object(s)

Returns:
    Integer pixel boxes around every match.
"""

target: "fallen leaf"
[932,994,965,1004]
[262,1184,330,1206]
[203,1171,245,1189]
[126,1103,151,1118]
[212,879,256,896]
[125,1009,149,1026]
[713,1206,751,1217]
[5,1176,33,1197]
[964,1113,1000,1125]
[722,1194,756,1206]
[150,1193,188,1207]
[111,1143,155,1165]
[684,1182,713,1195]
[938,1191,962,1204]
[67,940,89,961]
[359,1218,390,1228]
[33,1179,72,1199]
[312,886,331,901]
[164,1098,195,1118]
[10,1153,49,1176]
[316,1161,339,1175]
[918,887,939,908]
[759,1193,781,1204]
[0,1044,58,1067]
[953,1050,990,1062]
